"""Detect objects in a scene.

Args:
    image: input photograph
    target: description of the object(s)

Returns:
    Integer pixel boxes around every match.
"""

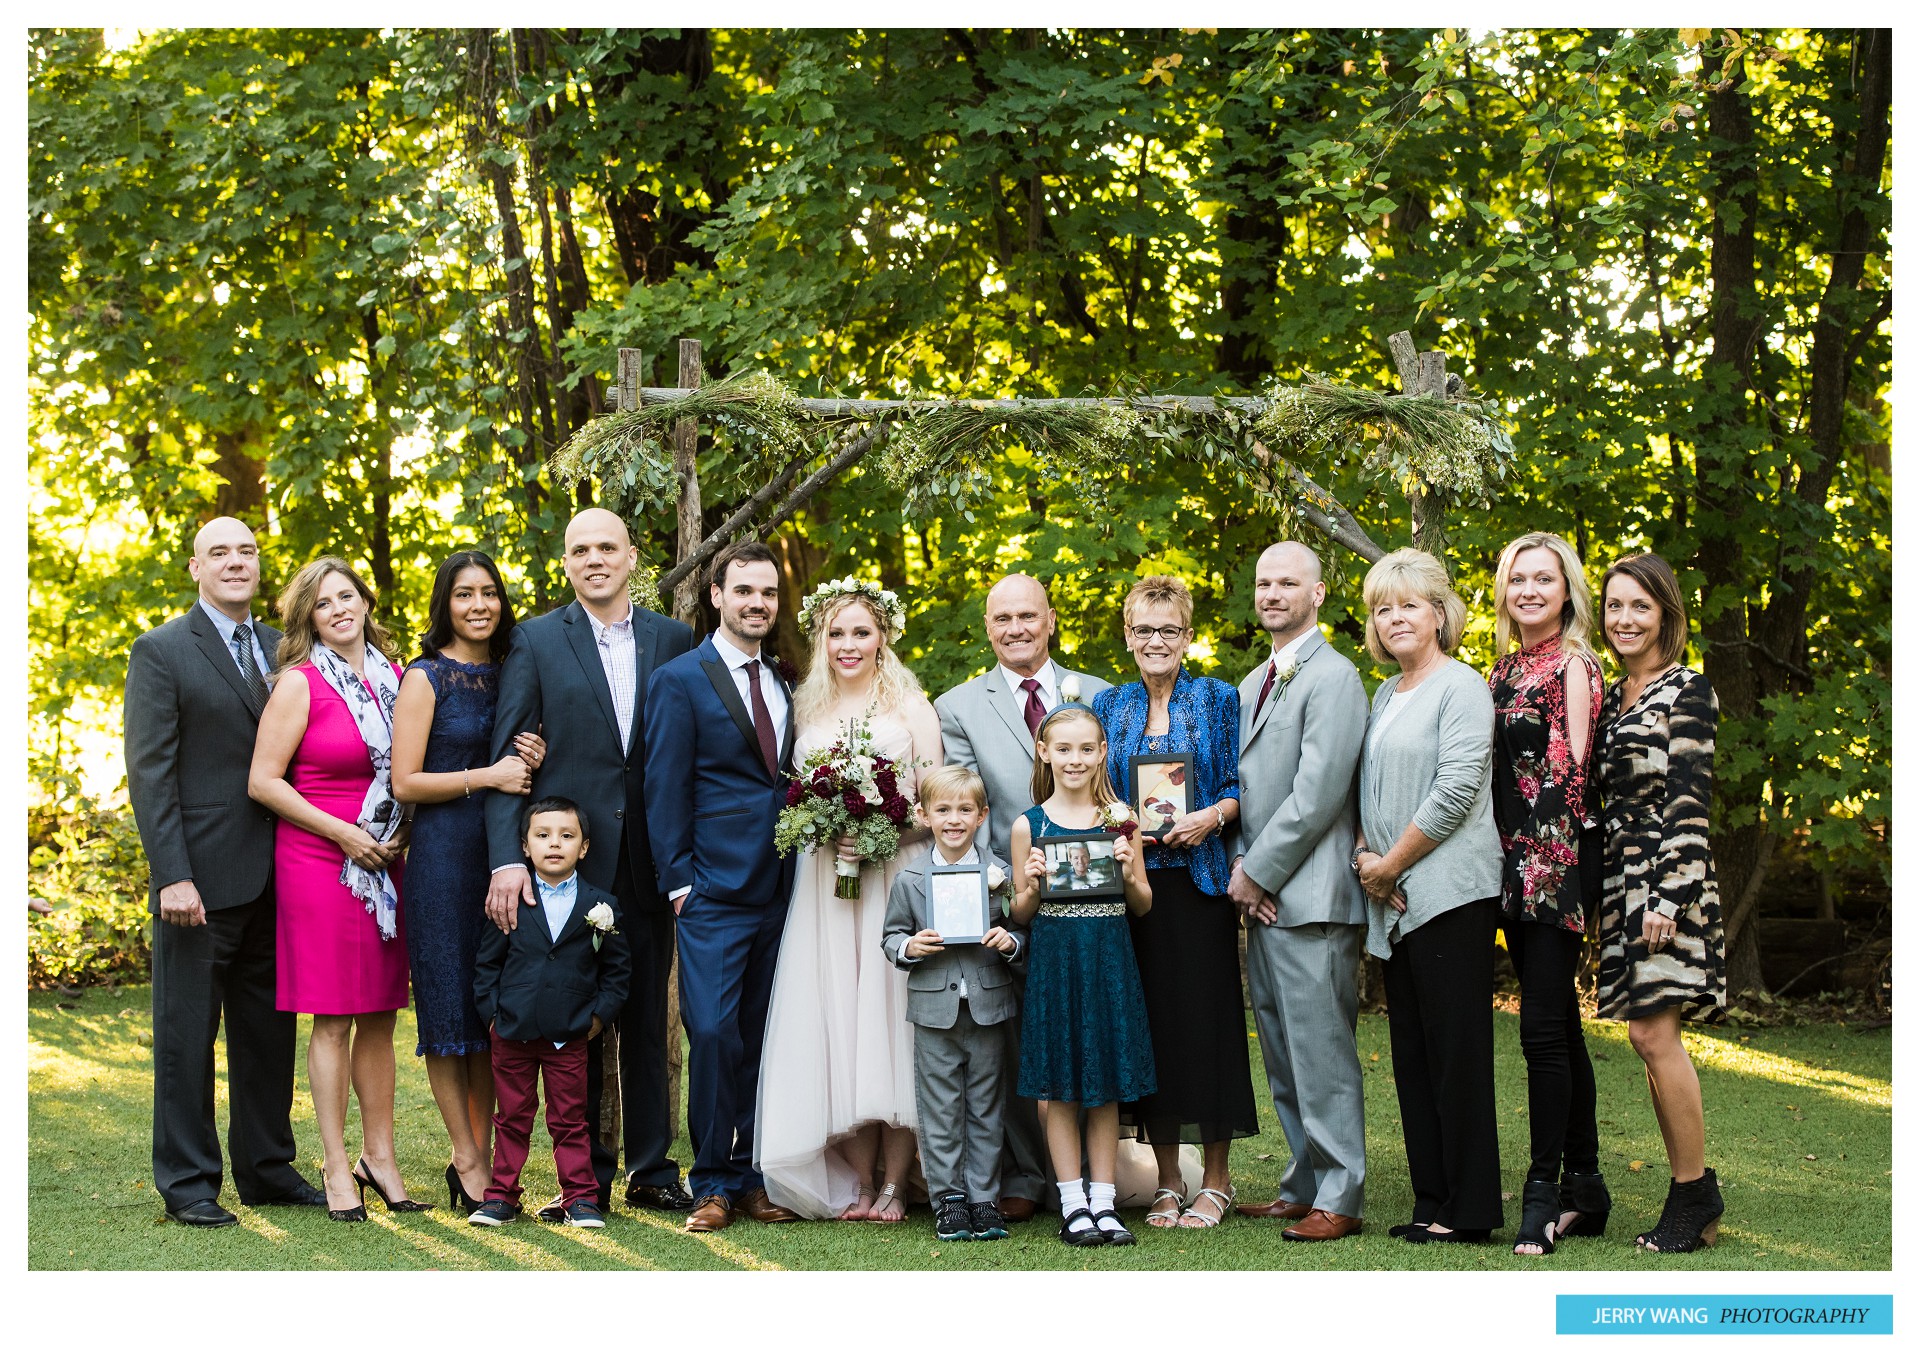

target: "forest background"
[26,27,1891,1002]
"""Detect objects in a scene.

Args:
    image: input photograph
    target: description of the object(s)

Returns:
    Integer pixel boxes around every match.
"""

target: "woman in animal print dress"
[1594,553,1726,1255]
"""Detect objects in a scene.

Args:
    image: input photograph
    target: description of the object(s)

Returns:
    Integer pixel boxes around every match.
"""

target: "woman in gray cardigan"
[1354,549,1505,1244]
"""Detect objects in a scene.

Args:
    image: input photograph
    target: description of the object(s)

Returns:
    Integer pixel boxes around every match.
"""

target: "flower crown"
[799,576,907,641]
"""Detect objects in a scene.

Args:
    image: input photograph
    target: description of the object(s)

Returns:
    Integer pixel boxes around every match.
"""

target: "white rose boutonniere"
[1059,675,1083,704]
[986,864,1007,892]
[1276,657,1299,699]
[585,901,618,951]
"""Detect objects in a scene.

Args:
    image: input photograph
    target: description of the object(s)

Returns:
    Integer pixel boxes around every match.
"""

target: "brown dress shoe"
[998,1196,1038,1223]
[684,1194,734,1233]
[1282,1209,1363,1242]
[1237,1195,1313,1221]
[736,1187,801,1224]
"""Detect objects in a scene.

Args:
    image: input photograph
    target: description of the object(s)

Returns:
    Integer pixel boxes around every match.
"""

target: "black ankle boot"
[1511,1179,1561,1255]
[1556,1170,1611,1238]
[1637,1167,1723,1253]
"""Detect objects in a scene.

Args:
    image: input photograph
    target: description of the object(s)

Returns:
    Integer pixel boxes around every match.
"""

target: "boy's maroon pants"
[487,1030,596,1207]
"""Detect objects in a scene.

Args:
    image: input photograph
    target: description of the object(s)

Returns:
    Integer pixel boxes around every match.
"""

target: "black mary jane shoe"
[1511,1180,1561,1256]
[1090,1209,1136,1246]
[1403,1224,1492,1245]
[353,1158,433,1213]
[1556,1171,1611,1239]
[1058,1207,1110,1248]
[1637,1168,1724,1253]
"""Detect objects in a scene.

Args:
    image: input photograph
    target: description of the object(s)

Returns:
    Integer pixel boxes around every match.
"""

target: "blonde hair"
[792,593,925,727]
[1492,532,1595,660]
[918,764,988,811]
[1028,705,1124,810]
[1361,548,1467,663]
[1121,574,1194,631]
[273,556,396,677]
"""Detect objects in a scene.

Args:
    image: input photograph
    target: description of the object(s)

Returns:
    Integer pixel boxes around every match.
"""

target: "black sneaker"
[934,1191,974,1241]
[969,1201,1008,1240]
[468,1199,519,1227]
[563,1200,606,1229]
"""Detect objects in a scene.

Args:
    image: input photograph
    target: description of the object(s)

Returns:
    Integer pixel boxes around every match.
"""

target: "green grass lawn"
[28,986,1889,1271]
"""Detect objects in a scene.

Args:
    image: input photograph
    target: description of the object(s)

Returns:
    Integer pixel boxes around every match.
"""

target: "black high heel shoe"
[1511,1180,1560,1256]
[446,1163,482,1216]
[1637,1167,1723,1253]
[326,1174,367,1223]
[1556,1170,1611,1239]
[353,1158,434,1213]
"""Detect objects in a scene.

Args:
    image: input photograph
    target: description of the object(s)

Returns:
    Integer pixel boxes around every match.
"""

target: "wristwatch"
[1350,843,1372,875]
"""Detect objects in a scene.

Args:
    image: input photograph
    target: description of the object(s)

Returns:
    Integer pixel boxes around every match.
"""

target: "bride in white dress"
[756,581,943,1221]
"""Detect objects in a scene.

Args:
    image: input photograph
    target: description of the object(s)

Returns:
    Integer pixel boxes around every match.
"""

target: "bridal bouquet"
[776,715,920,898]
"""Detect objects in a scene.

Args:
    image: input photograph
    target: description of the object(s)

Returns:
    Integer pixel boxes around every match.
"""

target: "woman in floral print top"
[1486,533,1606,1259]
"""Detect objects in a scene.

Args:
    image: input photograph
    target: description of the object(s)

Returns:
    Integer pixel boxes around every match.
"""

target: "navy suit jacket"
[473,877,631,1043]
[485,600,694,911]
[644,636,796,906]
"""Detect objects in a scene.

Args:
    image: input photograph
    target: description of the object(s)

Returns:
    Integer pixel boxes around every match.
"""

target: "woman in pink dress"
[250,556,424,1220]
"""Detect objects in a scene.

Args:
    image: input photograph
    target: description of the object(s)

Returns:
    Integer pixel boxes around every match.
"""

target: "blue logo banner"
[1556,1295,1891,1335]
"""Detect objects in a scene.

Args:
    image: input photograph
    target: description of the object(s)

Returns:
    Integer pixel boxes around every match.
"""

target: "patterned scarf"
[311,643,404,940]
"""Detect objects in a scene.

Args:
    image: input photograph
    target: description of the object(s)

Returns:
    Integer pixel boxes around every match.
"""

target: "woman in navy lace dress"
[1093,575,1255,1231]
[391,551,544,1213]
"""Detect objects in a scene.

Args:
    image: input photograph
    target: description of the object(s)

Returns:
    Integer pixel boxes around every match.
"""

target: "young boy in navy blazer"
[471,797,630,1228]
[882,766,1023,1242]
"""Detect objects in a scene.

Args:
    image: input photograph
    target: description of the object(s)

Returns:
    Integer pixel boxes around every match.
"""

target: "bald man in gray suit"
[934,574,1109,1219]
[1228,542,1370,1242]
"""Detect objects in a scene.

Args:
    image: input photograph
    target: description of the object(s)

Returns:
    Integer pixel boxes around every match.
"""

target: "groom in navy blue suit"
[644,540,801,1232]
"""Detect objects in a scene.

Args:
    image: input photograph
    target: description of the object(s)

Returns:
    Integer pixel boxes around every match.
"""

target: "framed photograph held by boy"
[929,864,992,943]
[1039,832,1123,898]
[1128,752,1194,842]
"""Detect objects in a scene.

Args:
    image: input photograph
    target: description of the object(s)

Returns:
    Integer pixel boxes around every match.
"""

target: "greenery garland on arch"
[548,360,1515,597]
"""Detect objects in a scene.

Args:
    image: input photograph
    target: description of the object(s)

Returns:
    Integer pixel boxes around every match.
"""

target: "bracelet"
[464,769,471,799]
[1212,804,1226,834]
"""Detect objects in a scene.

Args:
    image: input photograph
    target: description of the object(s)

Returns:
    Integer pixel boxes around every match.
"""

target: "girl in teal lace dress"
[1010,704,1155,1248]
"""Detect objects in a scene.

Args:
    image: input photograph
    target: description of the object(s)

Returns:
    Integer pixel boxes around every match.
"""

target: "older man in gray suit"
[1227,541,1370,1242]
[934,573,1109,1219]
[125,517,323,1226]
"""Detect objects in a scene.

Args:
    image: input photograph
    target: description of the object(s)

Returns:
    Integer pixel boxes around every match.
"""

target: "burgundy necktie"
[745,660,780,776]
[1252,659,1277,721]
[1020,677,1046,739]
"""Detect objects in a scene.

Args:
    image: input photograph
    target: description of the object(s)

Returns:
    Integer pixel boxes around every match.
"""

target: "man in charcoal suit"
[124,516,324,1226]
[484,507,695,1215]
[1228,541,1370,1242]
[644,540,801,1233]
[933,573,1110,1220]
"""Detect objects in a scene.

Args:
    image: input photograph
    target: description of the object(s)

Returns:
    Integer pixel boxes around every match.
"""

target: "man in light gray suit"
[1227,541,1370,1242]
[934,573,1109,1219]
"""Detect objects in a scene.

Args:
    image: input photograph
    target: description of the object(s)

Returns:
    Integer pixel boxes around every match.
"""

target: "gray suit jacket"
[124,606,284,913]
[1232,630,1368,927]
[934,660,1111,864]
[881,848,1023,1030]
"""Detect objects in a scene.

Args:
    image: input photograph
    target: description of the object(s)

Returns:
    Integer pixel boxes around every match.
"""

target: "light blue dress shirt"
[198,598,270,676]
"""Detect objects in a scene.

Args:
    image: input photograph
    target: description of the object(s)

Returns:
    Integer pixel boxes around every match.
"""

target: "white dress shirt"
[714,630,790,748]
[198,599,271,676]
[998,657,1060,726]
[586,604,638,751]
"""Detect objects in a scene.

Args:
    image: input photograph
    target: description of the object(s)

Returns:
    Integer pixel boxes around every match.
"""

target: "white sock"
[1057,1179,1093,1230]
[1089,1183,1126,1233]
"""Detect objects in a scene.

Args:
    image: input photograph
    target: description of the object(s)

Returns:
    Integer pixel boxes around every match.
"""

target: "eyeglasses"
[1128,625,1188,644]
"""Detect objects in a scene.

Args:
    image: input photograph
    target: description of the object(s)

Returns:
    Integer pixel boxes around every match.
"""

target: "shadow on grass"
[29,987,1890,1271]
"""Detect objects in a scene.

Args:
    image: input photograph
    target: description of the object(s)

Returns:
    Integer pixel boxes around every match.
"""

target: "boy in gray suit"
[881,766,1022,1241]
